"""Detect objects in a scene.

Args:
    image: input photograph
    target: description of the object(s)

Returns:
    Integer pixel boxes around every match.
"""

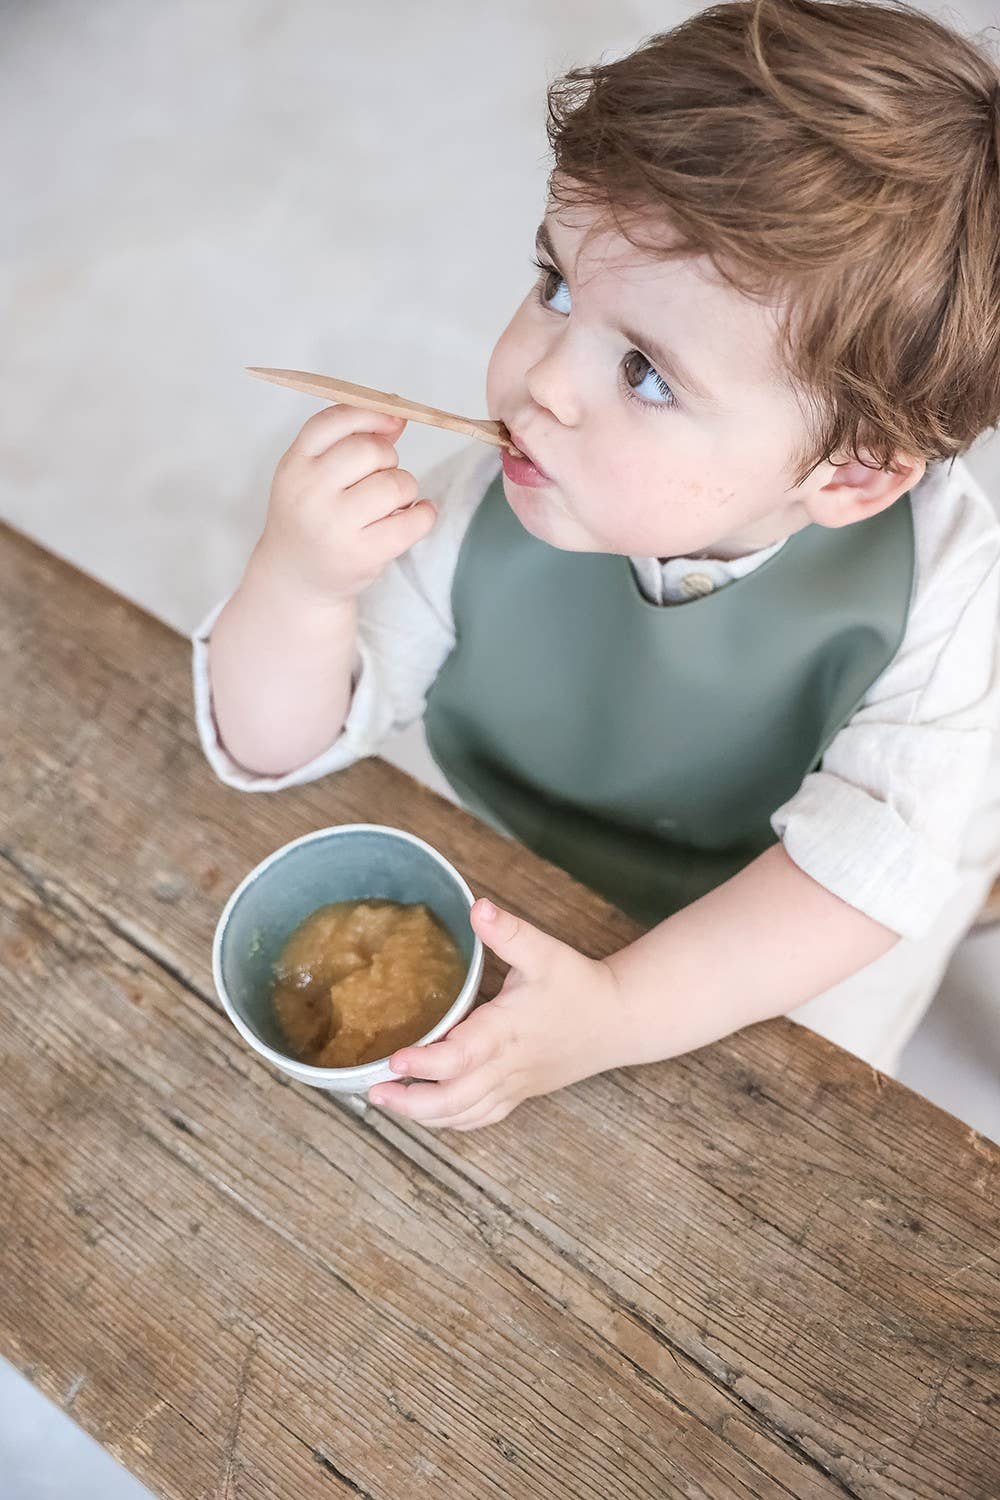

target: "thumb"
[470,897,563,979]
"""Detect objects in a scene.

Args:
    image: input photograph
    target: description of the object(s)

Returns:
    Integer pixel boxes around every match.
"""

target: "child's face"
[486,190,911,559]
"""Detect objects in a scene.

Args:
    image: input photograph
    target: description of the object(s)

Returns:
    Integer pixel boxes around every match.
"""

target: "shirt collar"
[628,535,789,606]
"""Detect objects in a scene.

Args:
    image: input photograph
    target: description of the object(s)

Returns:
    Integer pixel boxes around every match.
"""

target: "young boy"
[194,0,1000,1130]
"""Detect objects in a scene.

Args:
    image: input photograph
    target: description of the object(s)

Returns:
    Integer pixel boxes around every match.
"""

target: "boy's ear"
[805,450,926,529]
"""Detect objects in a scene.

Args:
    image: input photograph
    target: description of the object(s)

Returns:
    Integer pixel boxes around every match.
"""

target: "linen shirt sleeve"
[191,441,499,792]
[771,458,1000,941]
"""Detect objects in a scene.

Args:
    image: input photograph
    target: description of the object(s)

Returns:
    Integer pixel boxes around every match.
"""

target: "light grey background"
[3,2,998,1495]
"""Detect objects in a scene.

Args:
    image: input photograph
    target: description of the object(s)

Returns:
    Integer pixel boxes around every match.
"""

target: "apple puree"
[271,898,466,1068]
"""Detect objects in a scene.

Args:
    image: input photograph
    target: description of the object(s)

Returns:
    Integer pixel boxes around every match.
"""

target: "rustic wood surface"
[1,520,998,1500]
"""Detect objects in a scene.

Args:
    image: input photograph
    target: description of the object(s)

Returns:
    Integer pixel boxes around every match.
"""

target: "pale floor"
[2,1,999,1495]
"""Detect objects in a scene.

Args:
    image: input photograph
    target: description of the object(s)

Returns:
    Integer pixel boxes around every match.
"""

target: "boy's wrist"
[243,541,359,628]
[594,951,663,1071]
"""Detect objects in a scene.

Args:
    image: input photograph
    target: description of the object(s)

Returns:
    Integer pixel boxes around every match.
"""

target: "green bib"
[424,471,915,927]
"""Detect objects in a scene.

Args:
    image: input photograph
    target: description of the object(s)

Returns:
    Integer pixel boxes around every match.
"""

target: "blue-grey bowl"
[212,823,484,1094]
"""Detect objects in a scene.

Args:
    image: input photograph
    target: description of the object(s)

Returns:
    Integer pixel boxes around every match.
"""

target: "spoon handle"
[246,367,519,454]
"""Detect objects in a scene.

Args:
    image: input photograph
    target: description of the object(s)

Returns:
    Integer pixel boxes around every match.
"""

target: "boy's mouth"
[501,445,553,489]
[508,429,552,479]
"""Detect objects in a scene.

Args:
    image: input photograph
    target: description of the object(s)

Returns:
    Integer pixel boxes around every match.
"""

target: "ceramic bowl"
[212,823,483,1094]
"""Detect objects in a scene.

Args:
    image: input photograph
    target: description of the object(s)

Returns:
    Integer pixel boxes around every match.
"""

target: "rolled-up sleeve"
[191,596,392,791]
[771,463,1000,941]
[190,441,496,793]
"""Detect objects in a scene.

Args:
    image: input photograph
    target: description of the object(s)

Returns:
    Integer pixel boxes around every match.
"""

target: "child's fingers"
[469,898,566,981]
[292,403,406,460]
[388,1016,498,1081]
[449,1096,517,1131]
[419,1092,509,1128]
[368,1073,492,1121]
[361,498,438,560]
[387,1044,461,1081]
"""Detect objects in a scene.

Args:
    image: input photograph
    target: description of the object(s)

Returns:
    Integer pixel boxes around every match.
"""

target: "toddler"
[194,0,1000,1130]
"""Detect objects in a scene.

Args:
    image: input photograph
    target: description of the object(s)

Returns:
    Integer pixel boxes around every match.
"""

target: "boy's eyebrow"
[533,220,722,409]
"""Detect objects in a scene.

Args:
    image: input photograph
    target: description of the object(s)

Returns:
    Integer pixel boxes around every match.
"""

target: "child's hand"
[366,899,626,1130]
[255,404,437,604]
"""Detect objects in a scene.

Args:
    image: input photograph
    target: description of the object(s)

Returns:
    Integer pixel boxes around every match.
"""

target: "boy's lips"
[508,429,551,479]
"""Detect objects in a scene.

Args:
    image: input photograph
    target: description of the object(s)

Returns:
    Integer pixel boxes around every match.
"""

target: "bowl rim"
[212,822,484,1082]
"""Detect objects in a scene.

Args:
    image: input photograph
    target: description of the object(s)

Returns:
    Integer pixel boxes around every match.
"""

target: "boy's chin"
[501,474,587,549]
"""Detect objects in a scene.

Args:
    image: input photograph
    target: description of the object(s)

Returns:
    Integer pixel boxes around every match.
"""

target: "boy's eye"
[622,350,676,409]
[531,256,571,315]
[529,256,677,411]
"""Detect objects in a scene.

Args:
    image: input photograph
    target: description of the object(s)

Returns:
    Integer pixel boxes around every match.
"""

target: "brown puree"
[271,899,467,1068]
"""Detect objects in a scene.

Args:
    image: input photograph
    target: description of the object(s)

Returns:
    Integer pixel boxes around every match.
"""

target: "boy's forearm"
[207,545,359,776]
[603,842,900,1064]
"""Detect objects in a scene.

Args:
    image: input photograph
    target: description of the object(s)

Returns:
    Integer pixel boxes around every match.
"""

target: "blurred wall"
[2,0,998,637]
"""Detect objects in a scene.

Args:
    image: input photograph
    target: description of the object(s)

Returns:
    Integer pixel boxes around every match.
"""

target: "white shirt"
[192,443,1000,942]
[629,535,788,604]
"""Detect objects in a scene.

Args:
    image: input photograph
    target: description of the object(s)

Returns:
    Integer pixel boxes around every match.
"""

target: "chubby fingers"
[367,1010,507,1120]
[292,403,406,460]
[368,1073,493,1123]
[383,1006,501,1084]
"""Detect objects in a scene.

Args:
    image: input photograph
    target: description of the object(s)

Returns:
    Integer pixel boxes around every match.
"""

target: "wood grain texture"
[1,520,997,1500]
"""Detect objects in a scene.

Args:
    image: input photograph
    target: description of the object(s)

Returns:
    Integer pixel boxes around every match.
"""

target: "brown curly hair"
[542,0,1000,487]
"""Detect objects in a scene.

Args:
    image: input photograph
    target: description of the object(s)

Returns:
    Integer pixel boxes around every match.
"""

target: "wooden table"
[2,522,998,1500]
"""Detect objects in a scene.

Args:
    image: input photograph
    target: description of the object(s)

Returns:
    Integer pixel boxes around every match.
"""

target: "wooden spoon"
[246,367,524,457]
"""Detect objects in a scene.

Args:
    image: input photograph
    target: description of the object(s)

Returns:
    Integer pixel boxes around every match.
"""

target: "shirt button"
[681,571,715,598]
